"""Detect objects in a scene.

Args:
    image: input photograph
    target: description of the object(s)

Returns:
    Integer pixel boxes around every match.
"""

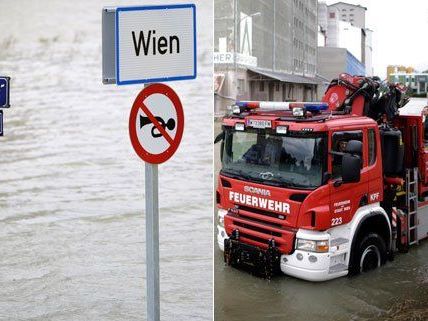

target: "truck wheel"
[350,233,387,275]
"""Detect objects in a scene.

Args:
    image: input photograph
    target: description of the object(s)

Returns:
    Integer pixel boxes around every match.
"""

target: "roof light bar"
[236,101,292,110]
[236,101,329,112]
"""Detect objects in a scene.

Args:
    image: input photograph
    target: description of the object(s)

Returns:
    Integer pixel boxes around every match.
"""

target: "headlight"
[217,209,227,227]
[296,238,329,253]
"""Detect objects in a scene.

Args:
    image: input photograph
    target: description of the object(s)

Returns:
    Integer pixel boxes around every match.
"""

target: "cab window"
[331,131,363,179]
[368,128,376,166]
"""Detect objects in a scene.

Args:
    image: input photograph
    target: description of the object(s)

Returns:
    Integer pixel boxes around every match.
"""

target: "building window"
[275,82,280,91]
[342,8,346,11]
[329,12,335,18]
[259,81,265,92]
[288,84,294,99]
[237,79,245,94]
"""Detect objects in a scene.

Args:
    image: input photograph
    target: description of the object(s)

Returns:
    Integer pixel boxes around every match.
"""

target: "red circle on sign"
[129,83,184,164]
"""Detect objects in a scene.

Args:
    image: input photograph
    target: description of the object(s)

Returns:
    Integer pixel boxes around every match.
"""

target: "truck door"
[329,130,369,227]
[367,127,383,205]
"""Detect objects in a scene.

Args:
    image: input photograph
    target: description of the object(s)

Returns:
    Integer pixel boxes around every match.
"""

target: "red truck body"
[216,74,428,281]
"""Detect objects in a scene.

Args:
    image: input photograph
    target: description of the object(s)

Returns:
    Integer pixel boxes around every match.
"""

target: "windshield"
[222,128,327,189]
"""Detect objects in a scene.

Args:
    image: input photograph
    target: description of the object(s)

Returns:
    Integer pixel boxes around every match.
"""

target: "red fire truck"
[215,74,428,281]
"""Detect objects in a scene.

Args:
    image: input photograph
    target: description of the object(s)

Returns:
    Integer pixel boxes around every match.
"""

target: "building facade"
[214,0,320,116]
[388,72,428,96]
[387,65,415,78]
[317,46,365,97]
[318,1,371,78]
[328,1,366,29]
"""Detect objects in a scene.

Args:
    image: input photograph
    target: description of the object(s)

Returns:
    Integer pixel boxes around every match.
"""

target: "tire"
[349,232,387,275]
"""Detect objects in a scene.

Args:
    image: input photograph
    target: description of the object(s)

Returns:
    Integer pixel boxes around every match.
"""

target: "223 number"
[331,217,343,226]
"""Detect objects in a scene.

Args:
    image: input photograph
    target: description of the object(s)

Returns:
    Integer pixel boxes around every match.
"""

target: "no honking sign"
[129,83,184,164]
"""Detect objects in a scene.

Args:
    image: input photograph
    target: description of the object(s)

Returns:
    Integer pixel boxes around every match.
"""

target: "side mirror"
[214,131,225,144]
[342,154,361,183]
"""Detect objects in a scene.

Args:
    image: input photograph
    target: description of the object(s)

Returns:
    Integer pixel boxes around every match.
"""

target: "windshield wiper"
[261,174,316,189]
[221,168,251,181]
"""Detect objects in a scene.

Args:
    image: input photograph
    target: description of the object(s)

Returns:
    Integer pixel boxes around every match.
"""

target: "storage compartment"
[380,128,404,176]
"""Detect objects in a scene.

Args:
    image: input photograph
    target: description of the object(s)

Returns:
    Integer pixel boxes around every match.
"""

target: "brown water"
[0,1,213,320]
[214,101,428,321]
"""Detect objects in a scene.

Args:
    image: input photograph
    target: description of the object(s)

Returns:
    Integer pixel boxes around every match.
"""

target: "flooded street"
[214,98,428,321]
[0,1,212,320]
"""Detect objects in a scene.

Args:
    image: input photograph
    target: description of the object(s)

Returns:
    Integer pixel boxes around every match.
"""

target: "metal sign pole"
[102,5,193,320]
[145,162,160,321]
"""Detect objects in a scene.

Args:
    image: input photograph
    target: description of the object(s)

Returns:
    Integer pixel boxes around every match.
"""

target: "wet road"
[214,99,428,321]
[0,1,212,320]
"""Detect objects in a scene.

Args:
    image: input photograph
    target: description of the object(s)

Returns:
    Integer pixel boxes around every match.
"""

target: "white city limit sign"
[116,4,196,85]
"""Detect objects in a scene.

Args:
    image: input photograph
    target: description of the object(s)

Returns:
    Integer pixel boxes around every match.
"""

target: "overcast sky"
[325,0,428,78]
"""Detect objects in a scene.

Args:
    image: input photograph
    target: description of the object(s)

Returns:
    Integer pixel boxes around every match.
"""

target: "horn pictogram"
[140,115,176,138]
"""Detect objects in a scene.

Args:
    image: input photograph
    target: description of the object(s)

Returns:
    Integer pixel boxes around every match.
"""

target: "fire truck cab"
[216,92,428,281]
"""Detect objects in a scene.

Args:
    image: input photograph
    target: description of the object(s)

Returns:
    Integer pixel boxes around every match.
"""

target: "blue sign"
[0,77,10,108]
[0,110,3,136]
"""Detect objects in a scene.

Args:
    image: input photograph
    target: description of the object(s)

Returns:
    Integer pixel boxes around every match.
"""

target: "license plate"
[247,119,271,129]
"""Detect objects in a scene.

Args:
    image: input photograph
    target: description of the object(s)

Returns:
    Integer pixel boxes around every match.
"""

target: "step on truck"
[215,73,428,281]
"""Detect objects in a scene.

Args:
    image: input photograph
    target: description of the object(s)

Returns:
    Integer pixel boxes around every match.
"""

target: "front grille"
[239,232,269,245]
[236,214,283,229]
[234,220,282,237]
[225,205,296,254]
[238,205,287,221]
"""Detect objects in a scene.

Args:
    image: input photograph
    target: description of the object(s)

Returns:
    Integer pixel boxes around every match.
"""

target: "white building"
[318,1,372,77]
[364,28,373,76]
[328,1,366,28]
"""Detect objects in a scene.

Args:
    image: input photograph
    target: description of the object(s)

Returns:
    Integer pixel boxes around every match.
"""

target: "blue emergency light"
[302,103,328,112]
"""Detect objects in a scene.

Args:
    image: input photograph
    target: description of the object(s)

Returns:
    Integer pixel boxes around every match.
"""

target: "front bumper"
[280,229,349,281]
[218,225,349,282]
[280,250,348,282]
[217,225,227,251]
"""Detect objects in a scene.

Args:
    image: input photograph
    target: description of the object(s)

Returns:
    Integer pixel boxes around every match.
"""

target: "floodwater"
[0,1,212,320]
[214,98,428,321]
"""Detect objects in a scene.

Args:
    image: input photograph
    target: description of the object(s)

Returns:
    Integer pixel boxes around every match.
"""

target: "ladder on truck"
[405,168,419,245]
